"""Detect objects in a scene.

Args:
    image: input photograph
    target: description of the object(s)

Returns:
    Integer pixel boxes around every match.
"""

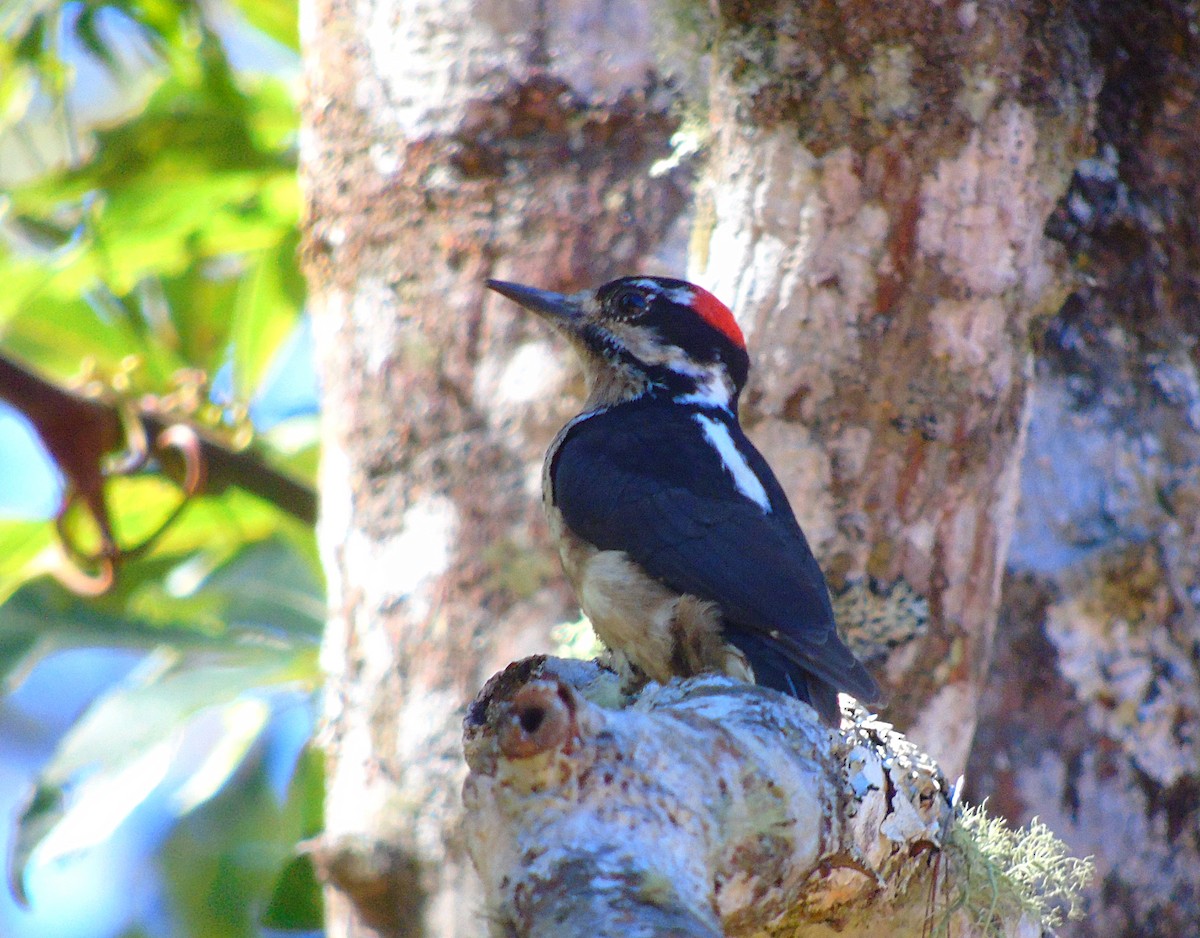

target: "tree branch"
[463,658,973,936]
[463,657,1067,937]
[0,352,316,526]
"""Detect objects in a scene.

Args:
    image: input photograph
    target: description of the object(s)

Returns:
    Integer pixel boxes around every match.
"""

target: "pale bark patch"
[867,45,916,121]
[343,496,459,622]
[351,277,407,377]
[928,297,1016,395]
[917,104,1048,302]
[474,340,572,420]
[908,681,977,779]
[750,420,838,551]
[698,134,888,419]
[362,0,526,137]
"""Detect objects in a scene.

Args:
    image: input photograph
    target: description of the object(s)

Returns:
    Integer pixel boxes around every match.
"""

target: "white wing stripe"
[693,414,771,512]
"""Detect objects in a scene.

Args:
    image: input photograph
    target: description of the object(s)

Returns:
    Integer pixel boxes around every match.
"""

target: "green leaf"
[10,643,319,899]
[157,722,322,938]
[259,415,319,487]
[261,745,325,930]
[225,0,299,51]
[41,646,312,789]
[124,536,325,638]
[1,53,300,382]
[14,723,176,900]
[231,229,303,399]
[0,518,55,603]
[0,531,321,653]
[261,853,323,930]
[9,785,63,904]
[0,578,206,652]
[102,477,285,562]
[0,3,316,932]
[72,5,124,74]
[0,628,41,693]
[2,6,52,61]
[168,695,273,814]
[0,278,184,385]
[0,480,319,635]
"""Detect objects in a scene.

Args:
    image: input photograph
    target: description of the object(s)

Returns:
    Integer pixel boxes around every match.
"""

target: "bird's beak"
[486,280,585,328]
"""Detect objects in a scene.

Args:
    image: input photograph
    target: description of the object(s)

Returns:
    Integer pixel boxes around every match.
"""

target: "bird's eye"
[612,288,649,319]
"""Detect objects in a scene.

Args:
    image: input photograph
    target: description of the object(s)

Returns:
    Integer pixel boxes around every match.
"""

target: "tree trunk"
[691,1,1093,777]
[300,0,1194,934]
[300,1,687,934]
[968,2,1200,934]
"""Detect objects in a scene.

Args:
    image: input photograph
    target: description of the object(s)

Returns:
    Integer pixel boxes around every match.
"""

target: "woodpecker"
[487,275,881,725]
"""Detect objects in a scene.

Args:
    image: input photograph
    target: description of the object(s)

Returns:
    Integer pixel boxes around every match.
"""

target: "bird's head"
[487,276,749,410]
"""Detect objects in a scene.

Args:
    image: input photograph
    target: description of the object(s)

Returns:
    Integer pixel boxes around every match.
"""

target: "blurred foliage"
[0,1,321,936]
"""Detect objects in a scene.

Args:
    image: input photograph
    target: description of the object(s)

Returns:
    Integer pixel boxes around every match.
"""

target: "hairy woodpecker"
[487,275,881,725]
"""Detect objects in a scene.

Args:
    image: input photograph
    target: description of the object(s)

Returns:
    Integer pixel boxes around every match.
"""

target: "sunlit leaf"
[225,0,298,51]
[169,696,271,814]
[115,0,191,46]
[0,516,54,573]
[231,230,303,400]
[0,532,321,652]
[8,785,57,904]
[124,535,325,637]
[0,2,317,931]
[259,415,319,486]
[0,578,192,662]
[1,55,300,385]
[0,280,183,384]
[102,477,288,562]
[24,730,176,873]
[11,643,319,898]
[0,517,55,601]
[201,535,324,632]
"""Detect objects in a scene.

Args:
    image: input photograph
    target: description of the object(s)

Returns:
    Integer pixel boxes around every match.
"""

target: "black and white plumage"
[487,275,881,725]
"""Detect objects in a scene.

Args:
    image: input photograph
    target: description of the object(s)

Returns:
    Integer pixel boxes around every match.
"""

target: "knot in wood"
[499,680,577,759]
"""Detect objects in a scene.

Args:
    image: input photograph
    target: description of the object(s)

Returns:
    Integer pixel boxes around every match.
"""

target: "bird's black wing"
[552,402,881,709]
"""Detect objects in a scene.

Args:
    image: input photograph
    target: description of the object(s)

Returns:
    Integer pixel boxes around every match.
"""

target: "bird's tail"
[731,630,880,727]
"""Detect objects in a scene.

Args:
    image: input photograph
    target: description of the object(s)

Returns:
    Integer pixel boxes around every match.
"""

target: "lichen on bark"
[685,0,1094,777]
[462,657,1089,937]
[302,1,693,934]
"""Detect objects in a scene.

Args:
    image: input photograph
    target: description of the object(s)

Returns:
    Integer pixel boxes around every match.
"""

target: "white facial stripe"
[612,327,734,408]
[694,414,771,512]
[627,279,695,306]
[676,367,733,409]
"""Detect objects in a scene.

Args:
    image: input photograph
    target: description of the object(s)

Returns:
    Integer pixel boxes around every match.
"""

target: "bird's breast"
[543,500,750,688]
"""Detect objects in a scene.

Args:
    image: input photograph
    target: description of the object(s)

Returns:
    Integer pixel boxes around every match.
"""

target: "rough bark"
[299,1,688,935]
[687,1,1095,778]
[968,2,1200,935]
[463,657,1048,938]
[298,0,1191,933]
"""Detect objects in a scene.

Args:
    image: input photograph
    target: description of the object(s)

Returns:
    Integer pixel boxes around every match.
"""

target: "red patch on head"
[688,285,745,349]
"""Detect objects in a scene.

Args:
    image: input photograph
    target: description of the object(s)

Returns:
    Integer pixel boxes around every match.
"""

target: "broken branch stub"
[462,657,953,936]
